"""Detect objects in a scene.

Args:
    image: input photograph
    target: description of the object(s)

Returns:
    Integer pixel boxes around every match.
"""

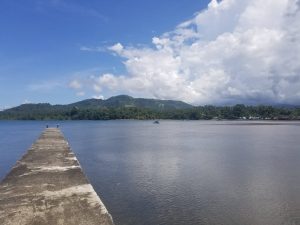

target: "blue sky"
[1,0,300,108]
[0,0,210,108]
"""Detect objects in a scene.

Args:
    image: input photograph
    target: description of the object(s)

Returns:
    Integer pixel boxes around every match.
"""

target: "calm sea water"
[1,120,300,225]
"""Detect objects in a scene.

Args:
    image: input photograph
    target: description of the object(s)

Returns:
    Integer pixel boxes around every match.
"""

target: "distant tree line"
[1,104,300,120]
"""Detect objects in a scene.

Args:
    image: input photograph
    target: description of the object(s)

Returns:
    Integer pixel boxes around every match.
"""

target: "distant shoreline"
[1,118,300,121]
[1,95,299,121]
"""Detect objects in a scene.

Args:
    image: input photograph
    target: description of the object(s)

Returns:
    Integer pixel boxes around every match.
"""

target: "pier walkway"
[0,128,114,225]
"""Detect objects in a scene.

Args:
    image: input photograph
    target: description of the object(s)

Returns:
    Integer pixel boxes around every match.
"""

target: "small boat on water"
[153,120,160,124]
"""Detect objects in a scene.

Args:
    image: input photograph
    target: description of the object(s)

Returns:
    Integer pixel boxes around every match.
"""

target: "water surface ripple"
[1,120,300,225]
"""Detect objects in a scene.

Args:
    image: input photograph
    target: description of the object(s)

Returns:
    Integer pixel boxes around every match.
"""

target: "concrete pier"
[0,128,114,225]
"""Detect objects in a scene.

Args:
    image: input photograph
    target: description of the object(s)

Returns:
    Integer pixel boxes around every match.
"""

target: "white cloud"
[23,99,31,104]
[80,46,105,52]
[93,84,102,92]
[73,0,300,105]
[76,91,85,96]
[69,80,82,89]
[108,43,124,55]
[92,95,104,100]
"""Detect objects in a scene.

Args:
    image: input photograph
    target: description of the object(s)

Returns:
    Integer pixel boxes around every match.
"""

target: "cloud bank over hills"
[71,0,300,105]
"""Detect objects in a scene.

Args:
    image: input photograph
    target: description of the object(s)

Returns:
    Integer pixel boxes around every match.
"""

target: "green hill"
[68,95,193,110]
[0,95,193,120]
[1,95,299,120]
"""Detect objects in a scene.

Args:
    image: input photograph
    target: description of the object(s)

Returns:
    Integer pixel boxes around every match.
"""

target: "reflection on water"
[1,120,300,225]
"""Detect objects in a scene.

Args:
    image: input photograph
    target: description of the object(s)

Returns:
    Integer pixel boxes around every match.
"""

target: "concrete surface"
[0,128,114,225]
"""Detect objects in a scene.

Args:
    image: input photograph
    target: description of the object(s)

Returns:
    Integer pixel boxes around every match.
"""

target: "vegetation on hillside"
[1,96,300,120]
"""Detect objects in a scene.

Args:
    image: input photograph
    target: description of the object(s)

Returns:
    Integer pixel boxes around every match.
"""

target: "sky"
[1,0,300,108]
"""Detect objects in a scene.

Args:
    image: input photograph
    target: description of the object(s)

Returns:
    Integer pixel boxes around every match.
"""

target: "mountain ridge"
[3,95,194,113]
[68,95,194,109]
[1,95,300,120]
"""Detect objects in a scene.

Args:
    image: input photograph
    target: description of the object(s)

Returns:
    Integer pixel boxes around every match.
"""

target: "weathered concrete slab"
[0,128,114,225]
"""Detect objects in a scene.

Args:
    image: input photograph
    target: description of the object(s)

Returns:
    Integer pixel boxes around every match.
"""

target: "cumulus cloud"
[108,43,124,55]
[73,0,300,105]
